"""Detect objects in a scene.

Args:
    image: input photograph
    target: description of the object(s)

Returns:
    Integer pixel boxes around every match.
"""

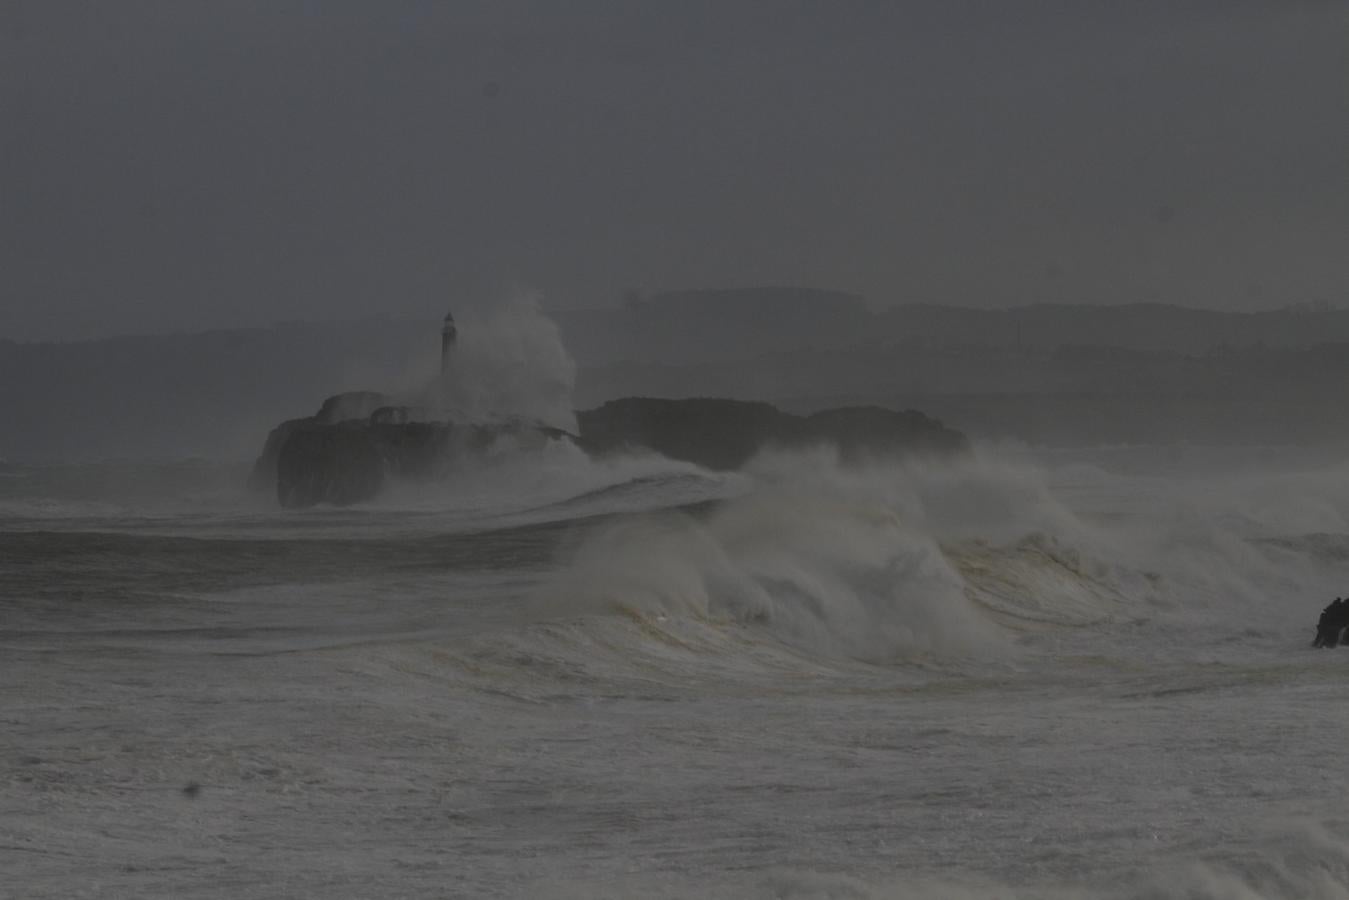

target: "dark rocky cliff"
[249,392,568,508]
[251,394,967,508]
[575,397,967,470]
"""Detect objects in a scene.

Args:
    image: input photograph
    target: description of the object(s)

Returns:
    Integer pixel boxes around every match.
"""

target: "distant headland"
[248,392,965,508]
[245,306,966,507]
[5,289,1349,461]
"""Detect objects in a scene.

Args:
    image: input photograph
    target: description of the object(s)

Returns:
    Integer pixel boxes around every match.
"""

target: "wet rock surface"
[251,394,967,507]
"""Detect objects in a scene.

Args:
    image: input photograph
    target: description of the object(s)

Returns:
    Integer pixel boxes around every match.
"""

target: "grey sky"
[4,1,1348,341]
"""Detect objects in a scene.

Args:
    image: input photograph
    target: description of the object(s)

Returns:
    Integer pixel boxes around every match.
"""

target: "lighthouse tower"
[440,310,457,374]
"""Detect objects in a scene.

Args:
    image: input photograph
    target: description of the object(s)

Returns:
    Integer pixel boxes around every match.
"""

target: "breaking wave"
[534,446,1349,667]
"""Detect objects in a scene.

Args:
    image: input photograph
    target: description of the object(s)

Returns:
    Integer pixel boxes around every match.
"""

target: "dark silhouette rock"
[271,418,568,509]
[575,397,968,470]
[275,421,387,508]
[247,391,393,493]
[251,394,968,508]
[250,392,572,507]
[1313,597,1349,648]
[576,397,785,471]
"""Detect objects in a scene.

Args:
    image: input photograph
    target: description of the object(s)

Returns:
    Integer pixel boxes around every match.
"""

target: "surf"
[522,444,1349,674]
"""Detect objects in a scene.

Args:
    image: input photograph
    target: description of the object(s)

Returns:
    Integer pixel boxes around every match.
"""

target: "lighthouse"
[440,310,457,374]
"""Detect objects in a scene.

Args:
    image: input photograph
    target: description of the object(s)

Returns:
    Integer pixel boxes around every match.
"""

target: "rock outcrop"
[247,391,394,496]
[575,397,968,469]
[250,393,967,508]
[1313,597,1349,648]
[249,392,568,508]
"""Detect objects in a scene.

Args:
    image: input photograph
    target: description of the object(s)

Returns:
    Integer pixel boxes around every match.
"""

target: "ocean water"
[4,440,1349,899]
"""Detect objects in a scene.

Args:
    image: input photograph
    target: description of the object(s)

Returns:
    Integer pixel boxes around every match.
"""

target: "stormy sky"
[3,1,1348,341]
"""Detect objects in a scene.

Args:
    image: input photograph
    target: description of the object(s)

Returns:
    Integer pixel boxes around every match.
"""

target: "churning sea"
[4,439,1349,899]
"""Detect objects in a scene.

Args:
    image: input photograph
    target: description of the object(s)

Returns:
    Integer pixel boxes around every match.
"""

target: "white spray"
[548,448,1011,663]
[544,444,1349,664]
[406,296,579,433]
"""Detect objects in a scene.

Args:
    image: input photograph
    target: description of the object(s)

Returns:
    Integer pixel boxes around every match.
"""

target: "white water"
[408,296,580,433]
[4,443,1349,898]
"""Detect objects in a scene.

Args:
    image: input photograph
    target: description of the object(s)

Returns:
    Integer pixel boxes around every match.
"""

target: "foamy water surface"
[4,443,1349,898]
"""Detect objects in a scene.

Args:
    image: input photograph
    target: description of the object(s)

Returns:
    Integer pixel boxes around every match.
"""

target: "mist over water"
[548,450,1007,663]
[5,431,1349,896]
[6,303,1349,897]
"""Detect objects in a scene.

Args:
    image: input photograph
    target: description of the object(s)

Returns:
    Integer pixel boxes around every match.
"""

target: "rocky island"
[576,397,967,470]
[250,392,968,508]
[247,307,968,507]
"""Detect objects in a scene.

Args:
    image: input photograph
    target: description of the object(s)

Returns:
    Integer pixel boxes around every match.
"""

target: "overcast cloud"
[3,1,1348,340]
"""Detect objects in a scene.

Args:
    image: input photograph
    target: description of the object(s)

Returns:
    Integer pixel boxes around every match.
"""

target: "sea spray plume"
[891,451,1315,632]
[1091,460,1349,638]
[544,446,1248,656]
[546,448,1007,663]
[413,297,578,432]
[912,450,1349,637]
[1187,461,1349,541]
[752,449,1149,631]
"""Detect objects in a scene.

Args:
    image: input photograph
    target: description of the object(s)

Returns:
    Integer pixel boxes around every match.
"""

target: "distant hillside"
[574,342,1349,445]
[873,303,1349,354]
[5,292,1349,459]
[551,292,1349,364]
[553,287,872,364]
